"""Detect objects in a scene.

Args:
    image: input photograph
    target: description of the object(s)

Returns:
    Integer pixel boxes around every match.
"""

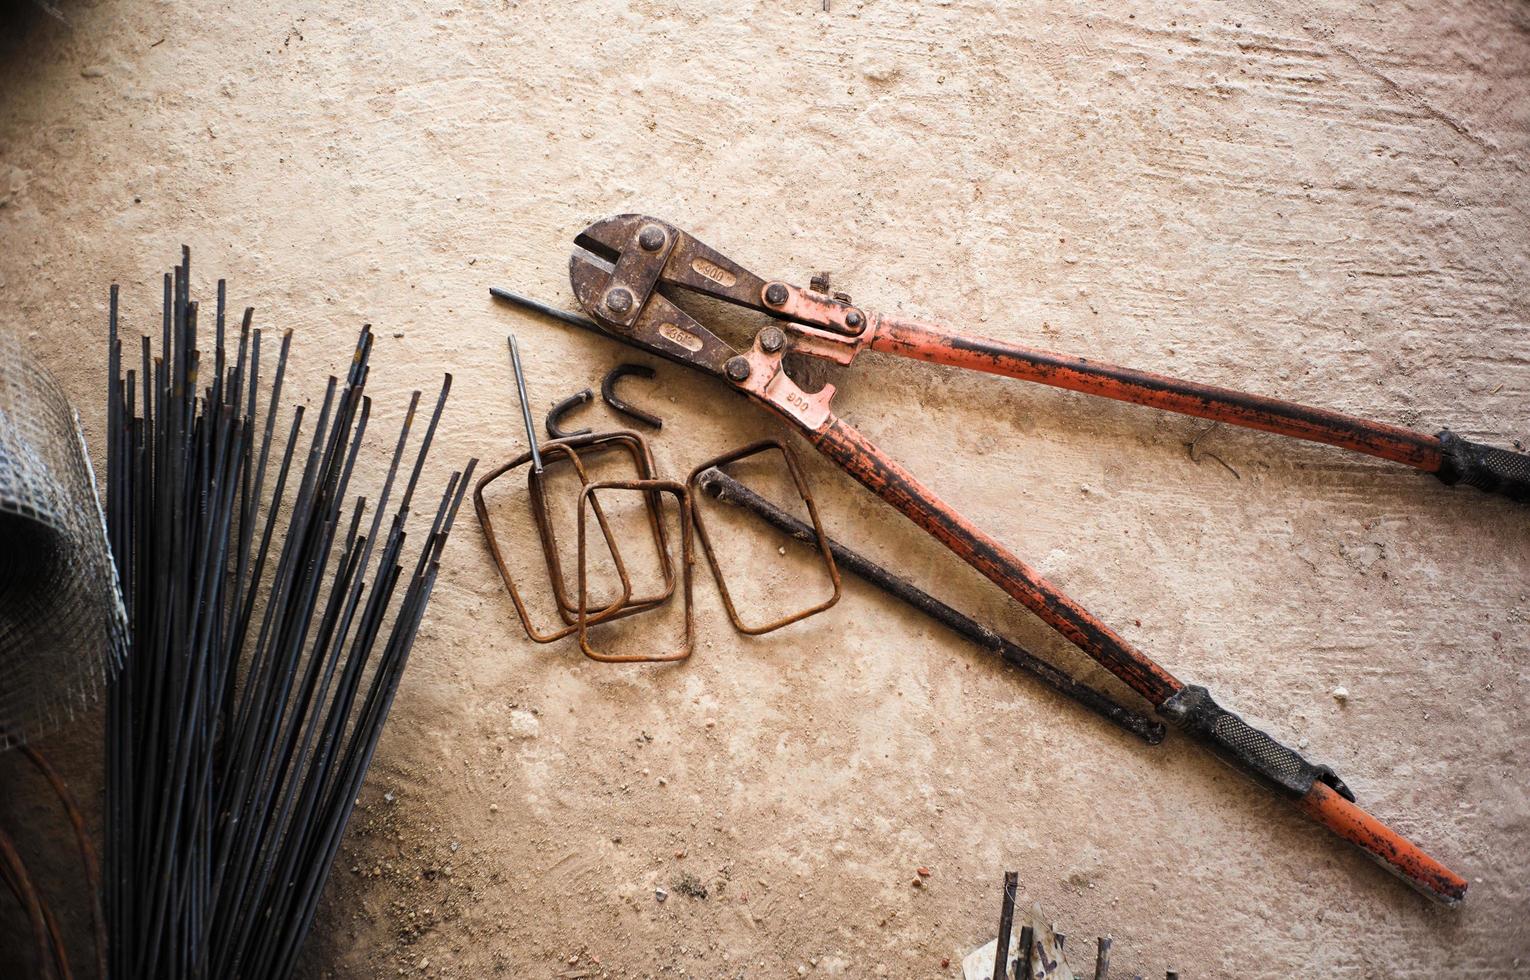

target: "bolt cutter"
[562,213,1521,905]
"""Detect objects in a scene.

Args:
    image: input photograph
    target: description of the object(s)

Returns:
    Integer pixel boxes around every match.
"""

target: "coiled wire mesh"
[0,328,127,750]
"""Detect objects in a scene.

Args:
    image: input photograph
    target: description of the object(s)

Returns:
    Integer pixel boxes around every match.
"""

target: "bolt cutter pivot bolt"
[725,355,752,382]
[845,309,864,329]
[764,282,789,307]
[605,287,634,314]
[759,327,786,353]
[638,225,666,251]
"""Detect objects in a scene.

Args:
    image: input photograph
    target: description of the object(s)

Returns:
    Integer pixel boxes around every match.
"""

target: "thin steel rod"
[993,871,1019,980]
[490,286,605,335]
[508,334,543,473]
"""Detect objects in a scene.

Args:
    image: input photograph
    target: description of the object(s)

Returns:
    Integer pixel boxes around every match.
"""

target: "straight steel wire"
[103,254,471,980]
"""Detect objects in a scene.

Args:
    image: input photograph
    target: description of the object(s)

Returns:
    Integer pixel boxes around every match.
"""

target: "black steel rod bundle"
[103,250,475,980]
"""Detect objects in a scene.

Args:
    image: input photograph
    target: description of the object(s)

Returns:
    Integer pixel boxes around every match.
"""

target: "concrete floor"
[1,0,1527,976]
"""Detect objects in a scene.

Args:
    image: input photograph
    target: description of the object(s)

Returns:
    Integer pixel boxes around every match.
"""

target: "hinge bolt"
[758,327,786,353]
[724,356,752,382]
[605,287,633,314]
[763,282,789,307]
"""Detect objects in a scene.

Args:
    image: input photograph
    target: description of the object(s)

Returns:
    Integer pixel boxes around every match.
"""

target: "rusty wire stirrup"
[686,439,840,635]
[576,479,695,664]
[526,430,676,624]
[475,436,656,642]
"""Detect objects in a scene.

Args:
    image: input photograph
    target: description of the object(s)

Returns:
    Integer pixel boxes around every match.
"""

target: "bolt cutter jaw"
[570,215,850,429]
[567,247,736,379]
[572,214,877,361]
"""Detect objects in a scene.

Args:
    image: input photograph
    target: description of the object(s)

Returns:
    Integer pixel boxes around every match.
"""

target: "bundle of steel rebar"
[102,249,474,980]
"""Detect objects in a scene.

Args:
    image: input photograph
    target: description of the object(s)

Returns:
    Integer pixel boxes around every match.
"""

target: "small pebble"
[655,887,668,902]
[488,803,499,813]
[1331,686,1349,703]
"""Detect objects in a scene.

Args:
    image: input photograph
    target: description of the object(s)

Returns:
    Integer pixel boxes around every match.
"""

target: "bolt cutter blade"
[573,214,773,310]
[571,214,632,263]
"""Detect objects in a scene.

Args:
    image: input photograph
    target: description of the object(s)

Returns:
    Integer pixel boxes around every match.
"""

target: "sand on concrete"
[1,1,1526,976]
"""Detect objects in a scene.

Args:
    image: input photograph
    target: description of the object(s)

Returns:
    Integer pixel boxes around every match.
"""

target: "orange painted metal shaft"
[1298,781,1467,905]
[811,416,1183,705]
[870,315,1444,470]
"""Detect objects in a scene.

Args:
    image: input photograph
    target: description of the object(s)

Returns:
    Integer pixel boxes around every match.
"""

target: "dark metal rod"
[399,374,452,515]
[993,871,1019,980]
[1093,936,1112,980]
[695,467,1165,744]
[105,260,468,980]
[508,334,543,473]
[1017,925,1034,980]
[490,286,604,334]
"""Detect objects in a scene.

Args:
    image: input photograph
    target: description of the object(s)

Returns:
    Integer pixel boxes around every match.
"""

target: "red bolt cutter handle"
[811,412,1467,905]
[1299,782,1468,904]
[869,315,1445,469]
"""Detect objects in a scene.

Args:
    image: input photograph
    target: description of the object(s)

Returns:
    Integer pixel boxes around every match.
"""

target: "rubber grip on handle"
[1158,685,1351,800]
[1298,781,1468,906]
[1435,429,1530,502]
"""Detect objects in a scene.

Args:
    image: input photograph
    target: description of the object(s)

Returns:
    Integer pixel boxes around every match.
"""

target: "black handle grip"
[1159,685,1353,800]
[1435,430,1530,502]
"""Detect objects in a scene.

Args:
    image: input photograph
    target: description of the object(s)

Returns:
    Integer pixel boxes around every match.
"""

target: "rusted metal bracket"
[526,430,677,626]
[686,440,841,636]
[576,479,695,664]
[474,439,639,643]
[694,465,1164,744]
